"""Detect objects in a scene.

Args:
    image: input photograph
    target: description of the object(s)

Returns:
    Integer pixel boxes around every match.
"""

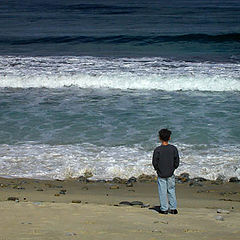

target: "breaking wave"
[0,56,239,91]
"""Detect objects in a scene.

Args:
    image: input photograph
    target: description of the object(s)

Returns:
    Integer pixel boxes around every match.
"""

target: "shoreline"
[0,175,239,239]
[1,171,239,183]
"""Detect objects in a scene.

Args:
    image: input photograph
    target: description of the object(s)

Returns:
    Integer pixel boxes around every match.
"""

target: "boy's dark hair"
[159,129,172,141]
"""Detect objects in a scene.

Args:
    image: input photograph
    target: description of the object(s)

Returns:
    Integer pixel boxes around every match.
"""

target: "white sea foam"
[0,143,239,180]
[0,56,239,91]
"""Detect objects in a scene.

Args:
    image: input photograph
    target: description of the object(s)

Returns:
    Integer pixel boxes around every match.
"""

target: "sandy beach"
[0,176,239,240]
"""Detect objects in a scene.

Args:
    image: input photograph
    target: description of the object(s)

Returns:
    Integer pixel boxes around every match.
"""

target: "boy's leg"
[157,177,168,211]
[167,175,177,210]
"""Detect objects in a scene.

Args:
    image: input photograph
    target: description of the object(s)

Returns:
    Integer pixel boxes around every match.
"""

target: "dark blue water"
[0,0,239,180]
[0,0,239,60]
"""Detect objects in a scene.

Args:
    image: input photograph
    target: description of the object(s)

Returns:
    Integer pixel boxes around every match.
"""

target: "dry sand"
[0,177,239,240]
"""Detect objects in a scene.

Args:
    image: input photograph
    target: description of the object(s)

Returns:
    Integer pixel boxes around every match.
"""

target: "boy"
[152,129,179,214]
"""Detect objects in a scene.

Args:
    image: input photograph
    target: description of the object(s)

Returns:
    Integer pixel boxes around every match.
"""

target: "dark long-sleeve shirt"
[152,144,179,178]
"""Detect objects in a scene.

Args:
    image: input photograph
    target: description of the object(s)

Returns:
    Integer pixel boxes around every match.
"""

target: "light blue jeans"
[157,175,177,211]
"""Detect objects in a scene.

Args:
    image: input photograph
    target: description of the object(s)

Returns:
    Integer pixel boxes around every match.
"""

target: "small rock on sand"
[141,204,150,208]
[217,209,230,214]
[127,176,137,183]
[119,201,144,206]
[130,201,143,206]
[109,185,119,189]
[72,200,81,203]
[65,232,77,236]
[7,197,19,201]
[137,174,156,182]
[59,189,67,194]
[126,182,133,187]
[176,173,190,183]
[229,177,239,182]
[77,176,89,183]
[215,215,224,221]
[112,177,126,184]
[13,185,25,190]
[119,201,131,206]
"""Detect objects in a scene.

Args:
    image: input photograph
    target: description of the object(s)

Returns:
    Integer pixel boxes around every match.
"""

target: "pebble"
[126,182,133,187]
[152,229,162,233]
[127,176,137,183]
[141,204,150,208]
[36,188,44,191]
[54,194,60,196]
[176,173,190,183]
[77,176,89,183]
[81,186,88,190]
[7,197,19,201]
[130,201,143,206]
[72,200,81,203]
[229,177,239,183]
[112,177,126,184]
[119,201,131,206]
[119,200,144,206]
[109,185,119,189]
[215,215,224,221]
[13,185,25,190]
[59,189,67,194]
[217,209,230,214]
[65,232,77,236]
[137,174,156,182]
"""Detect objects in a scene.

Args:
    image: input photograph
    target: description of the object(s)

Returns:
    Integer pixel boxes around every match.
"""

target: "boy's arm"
[174,147,180,169]
[152,149,159,171]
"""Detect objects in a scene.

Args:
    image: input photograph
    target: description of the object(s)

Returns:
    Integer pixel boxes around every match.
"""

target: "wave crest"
[0,56,239,91]
[1,33,239,45]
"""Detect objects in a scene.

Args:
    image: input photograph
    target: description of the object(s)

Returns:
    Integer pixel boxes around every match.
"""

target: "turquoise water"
[0,0,239,180]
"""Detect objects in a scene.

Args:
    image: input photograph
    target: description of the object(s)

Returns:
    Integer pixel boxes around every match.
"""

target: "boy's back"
[152,144,179,178]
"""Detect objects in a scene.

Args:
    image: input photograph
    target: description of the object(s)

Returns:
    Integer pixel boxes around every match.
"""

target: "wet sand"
[0,177,239,240]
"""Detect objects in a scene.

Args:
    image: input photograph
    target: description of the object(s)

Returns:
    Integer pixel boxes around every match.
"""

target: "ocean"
[0,0,239,180]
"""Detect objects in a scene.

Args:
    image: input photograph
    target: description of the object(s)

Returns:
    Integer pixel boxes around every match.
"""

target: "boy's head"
[159,128,171,142]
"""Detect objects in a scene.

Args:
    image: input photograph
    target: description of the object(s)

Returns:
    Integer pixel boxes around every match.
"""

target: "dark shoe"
[168,209,178,214]
[159,209,168,214]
